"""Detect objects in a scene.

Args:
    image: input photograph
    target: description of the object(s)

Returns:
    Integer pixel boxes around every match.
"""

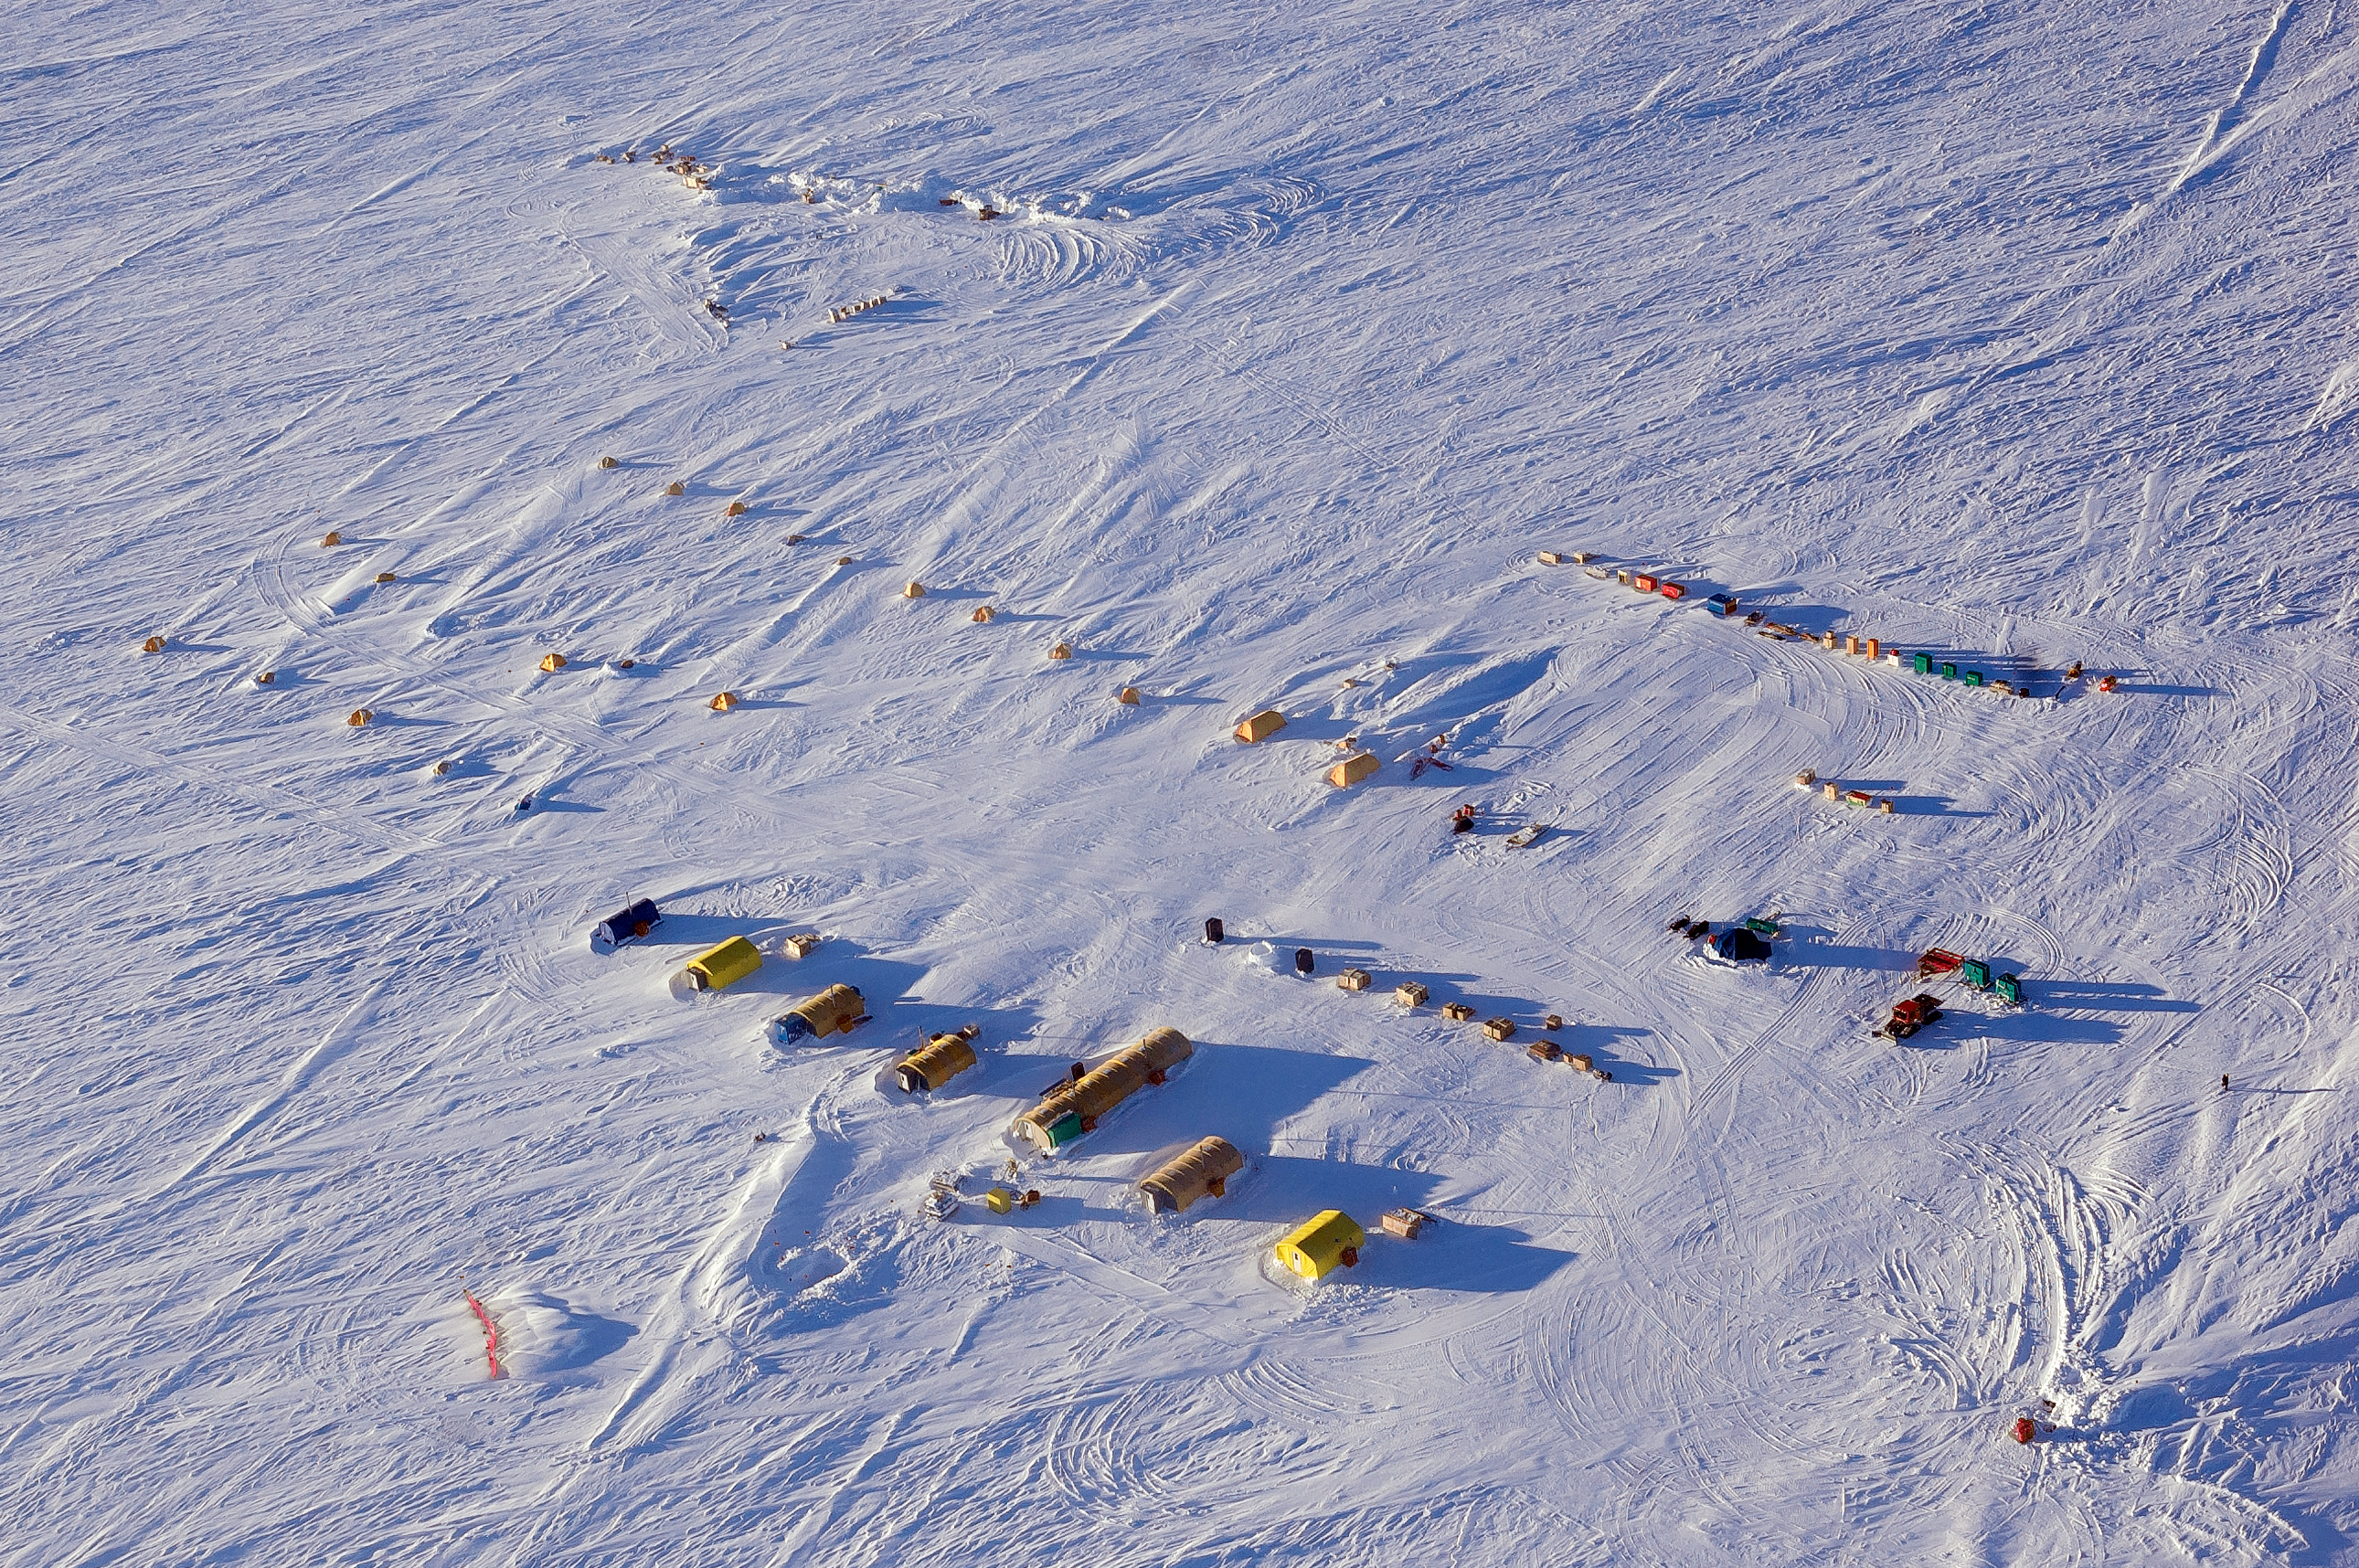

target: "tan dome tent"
[896,1027,978,1092]
[1014,1026,1191,1151]
[769,983,867,1045]
[1235,708,1286,743]
[1138,1137,1244,1215]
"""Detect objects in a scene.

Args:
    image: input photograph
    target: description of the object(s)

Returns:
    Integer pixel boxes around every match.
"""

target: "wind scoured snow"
[5,0,2359,1563]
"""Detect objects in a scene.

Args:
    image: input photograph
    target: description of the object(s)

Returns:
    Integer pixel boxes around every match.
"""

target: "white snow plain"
[6,0,2359,1563]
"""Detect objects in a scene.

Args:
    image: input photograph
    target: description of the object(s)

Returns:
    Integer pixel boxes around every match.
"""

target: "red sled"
[1918,948,1964,977]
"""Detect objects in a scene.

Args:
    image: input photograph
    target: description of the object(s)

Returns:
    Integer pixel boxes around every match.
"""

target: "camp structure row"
[1013,1026,1192,1151]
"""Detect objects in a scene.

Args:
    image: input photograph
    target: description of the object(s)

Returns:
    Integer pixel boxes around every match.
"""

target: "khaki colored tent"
[897,1029,977,1092]
[1138,1136,1244,1215]
[1014,1026,1191,1151]
[1235,709,1285,743]
[769,983,866,1044]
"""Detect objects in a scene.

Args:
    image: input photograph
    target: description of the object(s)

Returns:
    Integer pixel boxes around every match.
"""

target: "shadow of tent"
[2031,982,2200,1013]
[720,942,930,1007]
[1952,1010,2127,1046]
[627,911,769,950]
[1229,1155,1575,1295]
[862,1000,1049,1093]
[1571,1029,1677,1086]
[1008,1040,1378,1164]
[1793,942,1924,972]
[515,797,601,814]
[1889,796,1991,817]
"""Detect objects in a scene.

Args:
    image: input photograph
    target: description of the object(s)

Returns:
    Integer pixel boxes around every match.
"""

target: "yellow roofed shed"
[1275,1210,1365,1282]
[685,936,763,992]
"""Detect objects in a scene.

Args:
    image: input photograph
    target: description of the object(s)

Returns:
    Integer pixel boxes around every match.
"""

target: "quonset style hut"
[684,936,763,991]
[896,1028,978,1092]
[769,984,867,1045]
[1014,1026,1191,1151]
[590,897,662,952]
[1138,1136,1244,1214]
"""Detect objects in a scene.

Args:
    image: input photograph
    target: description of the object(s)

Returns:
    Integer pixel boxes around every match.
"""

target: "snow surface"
[6,0,2359,1563]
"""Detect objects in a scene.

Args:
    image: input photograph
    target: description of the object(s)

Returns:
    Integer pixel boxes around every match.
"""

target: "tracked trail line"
[1692,916,1875,1113]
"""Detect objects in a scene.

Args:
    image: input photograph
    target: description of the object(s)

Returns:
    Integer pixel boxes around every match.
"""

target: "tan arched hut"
[1138,1136,1244,1215]
[896,1027,979,1093]
[768,982,866,1045]
[1014,1026,1191,1151]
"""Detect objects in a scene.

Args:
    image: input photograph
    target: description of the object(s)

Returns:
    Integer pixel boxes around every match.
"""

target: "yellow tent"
[1235,709,1286,743]
[685,936,762,991]
[1274,1210,1365,1281]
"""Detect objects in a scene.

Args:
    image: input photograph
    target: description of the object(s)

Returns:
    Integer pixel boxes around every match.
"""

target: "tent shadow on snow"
[1943,1009,2126,1048]
[2033,980,2199,1014]
[1239,1155,1574,1296]
[1018,1040,1378,1164]
[1569,1025,1675,1086]
[1783,938,1923,973]
[1880,792,1990,818]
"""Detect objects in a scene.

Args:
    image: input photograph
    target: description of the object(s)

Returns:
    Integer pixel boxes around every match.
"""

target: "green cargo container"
[1961,959,1992,987]
[1913,652,1933,673]
[1963,670,1984,687]
[1045,1110,1087,1148]
[1995,973,2023,1005]
[1940,662,1959,680]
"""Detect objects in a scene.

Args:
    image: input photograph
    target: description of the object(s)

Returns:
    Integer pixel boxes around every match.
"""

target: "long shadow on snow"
[1938,1009,2127,1048]
[2033,980,2199,1014]
[1032,1040,1378,1166]
[1240,1155,1574,1295]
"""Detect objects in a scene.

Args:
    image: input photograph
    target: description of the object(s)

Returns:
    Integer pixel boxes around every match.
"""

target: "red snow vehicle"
[1880,993,1944,1040]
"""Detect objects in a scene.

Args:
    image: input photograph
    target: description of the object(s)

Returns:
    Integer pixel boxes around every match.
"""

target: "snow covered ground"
[6,0,2359,1561]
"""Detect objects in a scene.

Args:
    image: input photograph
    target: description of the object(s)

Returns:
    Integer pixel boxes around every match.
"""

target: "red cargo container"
[1633,574,1659,593]
[1659,581,1686,599]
